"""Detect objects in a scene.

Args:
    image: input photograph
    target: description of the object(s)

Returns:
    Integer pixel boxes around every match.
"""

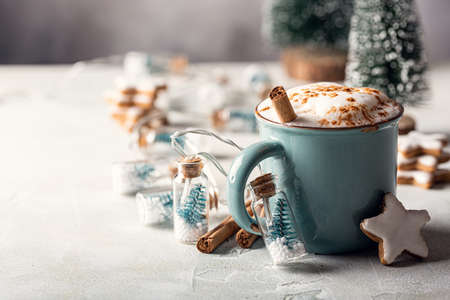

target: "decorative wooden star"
[360,193,430,265]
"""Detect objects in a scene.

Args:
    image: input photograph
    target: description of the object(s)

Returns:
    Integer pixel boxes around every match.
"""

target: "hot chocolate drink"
[257,82,402,128]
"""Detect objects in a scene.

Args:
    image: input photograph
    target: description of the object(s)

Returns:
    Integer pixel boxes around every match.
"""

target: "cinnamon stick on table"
[196,201,252,254]
[236,206,264,249]
[236,227,259,249]
[269,86,297,123]
[209,191,219,210]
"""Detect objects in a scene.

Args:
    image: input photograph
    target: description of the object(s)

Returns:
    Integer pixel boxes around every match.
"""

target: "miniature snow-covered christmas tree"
[175,184,208,227]
[173,157,209,244]
[345,0,428,105]
[250,174,307,265]
[264,0,353,81]
[267,198,298,246]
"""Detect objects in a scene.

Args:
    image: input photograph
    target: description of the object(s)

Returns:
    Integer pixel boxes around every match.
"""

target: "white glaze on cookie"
[109,106,145,120]
[134,93,152,104]
[257,82,402,128]
[398,131,447,153]
[397,170,434,185]
[109,106,127,115]
[126,107,145,118]
[137,78,157,92]
[115,76,136,91]
[360,193,430,265]
[104,91,132,104]
[397,153,438,167]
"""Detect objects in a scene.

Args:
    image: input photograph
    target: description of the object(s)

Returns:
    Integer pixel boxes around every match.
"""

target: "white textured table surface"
[1,63,450,300]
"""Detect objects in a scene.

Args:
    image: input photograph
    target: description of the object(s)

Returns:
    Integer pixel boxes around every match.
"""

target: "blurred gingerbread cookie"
[133,92,155,110]
[110,106,149,132]
[398,115,416,135]
[134,79,168,109]
[397,152,450,172]
[398,131,448,158]
[115,76,137,95]
[397,168,450,189]
[104,91,134,107]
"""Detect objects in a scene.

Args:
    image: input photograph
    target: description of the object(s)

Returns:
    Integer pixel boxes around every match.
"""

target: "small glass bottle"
[136,185,173,226]
[112,160,171,195]
[134,123,171,149]
[210,108,257,133]
[249,173,308,266]
[173,156,209,244]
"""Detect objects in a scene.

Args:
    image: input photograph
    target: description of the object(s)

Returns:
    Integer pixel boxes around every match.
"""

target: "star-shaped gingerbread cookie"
[398,131,447,158]
[360,193,430,265]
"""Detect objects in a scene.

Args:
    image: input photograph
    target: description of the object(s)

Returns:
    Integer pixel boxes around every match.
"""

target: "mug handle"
[227,140,285,235]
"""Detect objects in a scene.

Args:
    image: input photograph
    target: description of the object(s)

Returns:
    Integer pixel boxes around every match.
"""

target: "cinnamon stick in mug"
[196,201,251,254]
[269,86,297,123]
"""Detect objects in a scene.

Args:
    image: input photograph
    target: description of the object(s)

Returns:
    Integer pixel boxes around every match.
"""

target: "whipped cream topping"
[257,82,402,128]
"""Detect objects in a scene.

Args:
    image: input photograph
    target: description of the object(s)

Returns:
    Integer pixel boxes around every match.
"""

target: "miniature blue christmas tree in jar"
[173,156,210,244]
[249,173,308,265]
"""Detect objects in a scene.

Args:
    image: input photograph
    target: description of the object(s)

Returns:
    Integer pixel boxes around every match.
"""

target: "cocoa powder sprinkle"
[319,119,330,126]
[327,106,337,114]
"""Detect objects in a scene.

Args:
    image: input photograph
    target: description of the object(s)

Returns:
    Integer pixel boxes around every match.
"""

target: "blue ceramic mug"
[227,105,403,254]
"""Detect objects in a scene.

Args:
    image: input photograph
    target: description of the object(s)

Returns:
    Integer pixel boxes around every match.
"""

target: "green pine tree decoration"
[176,183,207,226]
[264,0,353,51]
[267,197,298,247]
[345,0,428,105]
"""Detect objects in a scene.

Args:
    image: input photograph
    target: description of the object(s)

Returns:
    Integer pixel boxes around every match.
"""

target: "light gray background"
[0,0,449,64]
[1,63,450,299]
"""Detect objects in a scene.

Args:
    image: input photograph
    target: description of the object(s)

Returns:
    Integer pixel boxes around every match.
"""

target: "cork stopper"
[178,156,204,178]
[169,56,188,74]
[154,84,168,100]
[250,173,276,199]
[137,125,152,148]
[269,86,297,123]
[168,161,178,179]
[210,109,229,130]
[258,85,272,100]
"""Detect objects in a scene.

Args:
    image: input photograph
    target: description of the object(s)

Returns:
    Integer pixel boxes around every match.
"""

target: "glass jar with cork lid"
[173,156,210,244]
[249,173,308,265]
